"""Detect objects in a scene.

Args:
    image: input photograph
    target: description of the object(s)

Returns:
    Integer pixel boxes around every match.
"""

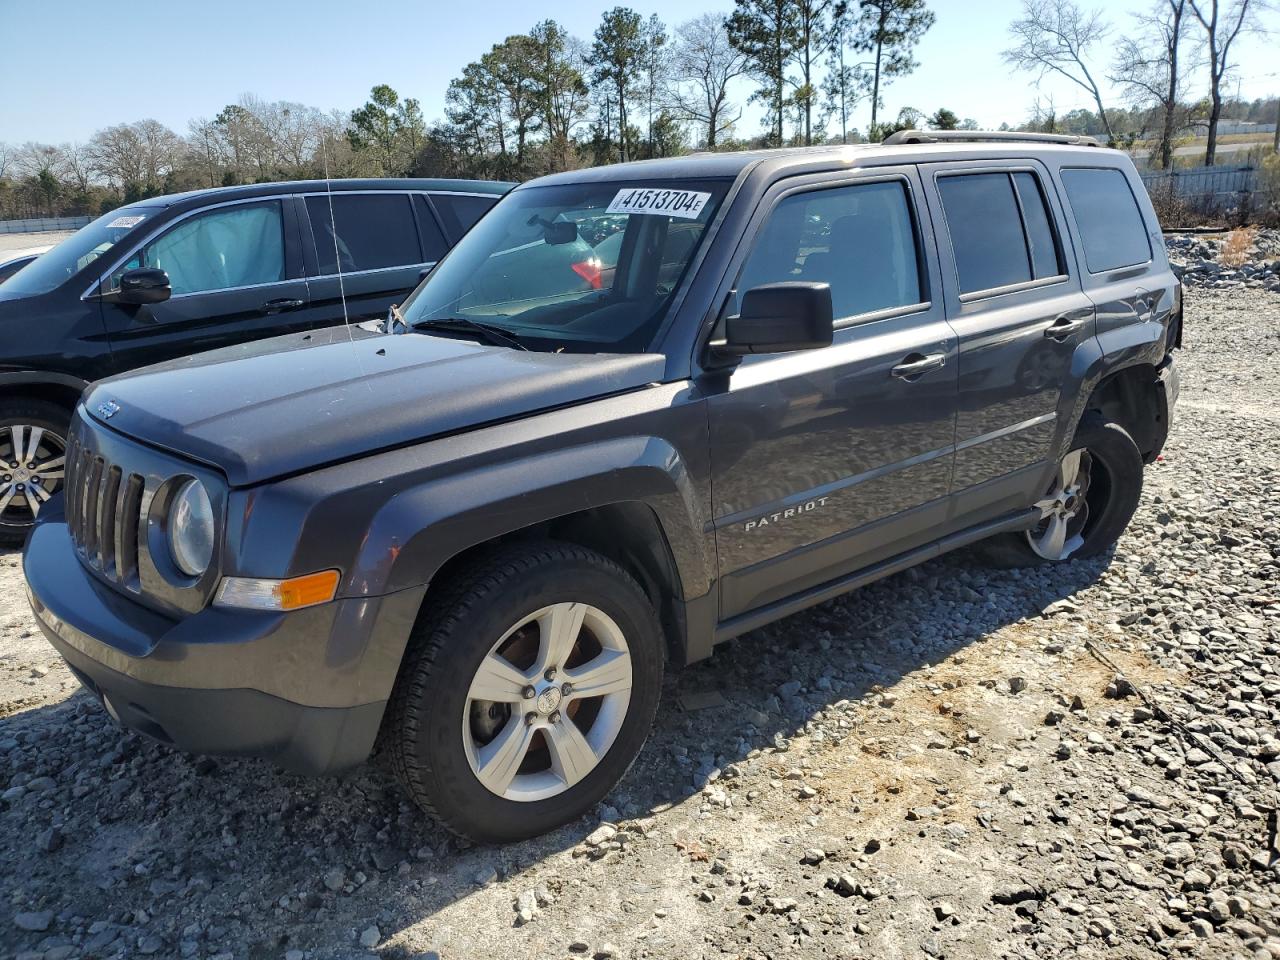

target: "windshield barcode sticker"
[106,215,146,229]
[607,188,711,220]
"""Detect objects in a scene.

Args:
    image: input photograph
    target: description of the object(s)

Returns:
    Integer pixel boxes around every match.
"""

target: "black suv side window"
[736,179,923,321]
[1060,167,1152,273]
[116,201,286,297]
[937,171,1063,295]
[306,193,422,275]
[431,193,499,238]
[411,195,450,262]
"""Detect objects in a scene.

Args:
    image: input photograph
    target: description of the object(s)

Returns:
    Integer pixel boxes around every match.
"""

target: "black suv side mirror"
[110,268,172,305]
[720,281,834,355]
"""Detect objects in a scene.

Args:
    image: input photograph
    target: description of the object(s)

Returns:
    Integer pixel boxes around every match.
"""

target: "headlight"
[169,478,214,577]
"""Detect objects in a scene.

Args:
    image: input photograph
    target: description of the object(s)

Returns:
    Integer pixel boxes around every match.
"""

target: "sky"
[0,0,1276,146]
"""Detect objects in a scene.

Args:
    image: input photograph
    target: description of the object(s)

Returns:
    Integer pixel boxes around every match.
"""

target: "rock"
[1181,868,1212,892]
[934,901,956,920]
[323,868,346,892]
[14,911,53,932]
[358,924,380,948]
[800,848,826,865]
[777,680,802,698]
[594,944,619,959]
[585,823,618,847]
[1008,677,1028,694]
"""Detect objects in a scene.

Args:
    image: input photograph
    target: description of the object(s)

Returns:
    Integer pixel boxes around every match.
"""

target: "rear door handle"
[1044,316,1087,341]
[891,352,946,380]
[262,298,305,315]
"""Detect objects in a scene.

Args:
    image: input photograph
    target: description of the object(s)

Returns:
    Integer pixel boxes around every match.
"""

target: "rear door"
[100,197,312,371]
[921,160,1095,527]
[299,191,446,327]
[705,167,958,621]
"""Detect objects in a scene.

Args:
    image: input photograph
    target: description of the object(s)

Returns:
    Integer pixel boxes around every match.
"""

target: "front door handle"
[262,298,305,315]
[891,352,946,380]
[1044,316,1087,341]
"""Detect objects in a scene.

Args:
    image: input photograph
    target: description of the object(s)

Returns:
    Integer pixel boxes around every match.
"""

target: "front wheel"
[978,413,1144,568]
[382,542,664,842]
[0,400,71,548]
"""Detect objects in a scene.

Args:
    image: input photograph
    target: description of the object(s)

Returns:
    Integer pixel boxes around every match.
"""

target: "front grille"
[65,431,146,586]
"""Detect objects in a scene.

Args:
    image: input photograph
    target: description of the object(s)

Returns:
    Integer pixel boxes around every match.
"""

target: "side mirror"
[111,268,171,305]
[720,281,834,355]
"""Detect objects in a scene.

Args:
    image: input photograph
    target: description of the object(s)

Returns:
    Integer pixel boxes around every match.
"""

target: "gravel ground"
[2,286,1279,960]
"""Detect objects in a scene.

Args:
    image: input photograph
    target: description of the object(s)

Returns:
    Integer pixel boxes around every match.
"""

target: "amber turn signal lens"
[214,570,341,611]
[278,570,341,610]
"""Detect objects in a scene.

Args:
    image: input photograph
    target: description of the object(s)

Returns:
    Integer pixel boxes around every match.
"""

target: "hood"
[83,326,667,486]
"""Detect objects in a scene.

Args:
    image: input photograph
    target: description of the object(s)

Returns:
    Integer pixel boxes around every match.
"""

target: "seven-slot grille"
[64,429,145,586]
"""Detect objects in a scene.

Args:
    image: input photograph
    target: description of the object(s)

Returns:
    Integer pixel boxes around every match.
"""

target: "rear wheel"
[382,542,664,842]
[978,413,1144,568]
[0,400,70,548]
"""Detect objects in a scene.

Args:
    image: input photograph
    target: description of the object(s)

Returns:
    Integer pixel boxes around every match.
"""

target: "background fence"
[1139,164,1258,215]
[0,215,92,235]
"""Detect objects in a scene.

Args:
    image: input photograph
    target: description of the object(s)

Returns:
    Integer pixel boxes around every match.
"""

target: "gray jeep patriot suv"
[24,131,1180,842]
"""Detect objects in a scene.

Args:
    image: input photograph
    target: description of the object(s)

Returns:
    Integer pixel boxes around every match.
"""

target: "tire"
[977,413,1144,569]
[0,400,72,548]
[381,541,664,843]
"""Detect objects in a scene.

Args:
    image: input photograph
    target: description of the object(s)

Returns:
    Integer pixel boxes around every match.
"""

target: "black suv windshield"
[400,179,729,353]
[1,205,160,297]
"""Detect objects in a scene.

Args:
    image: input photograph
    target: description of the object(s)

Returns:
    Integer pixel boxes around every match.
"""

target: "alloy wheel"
[1026,448,1093,560]
[462,601,633,802]
[0,425,66,523]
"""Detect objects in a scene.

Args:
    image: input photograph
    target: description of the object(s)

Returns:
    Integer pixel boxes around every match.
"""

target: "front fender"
[350,435,714,598]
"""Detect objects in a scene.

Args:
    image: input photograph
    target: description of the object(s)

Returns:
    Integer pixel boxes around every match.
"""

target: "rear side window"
[1060,167,1152,272]
[938,171,1065,294]
[1013,173,1063,280]
[431,193,499,238]
[735,179,923,321]
[306,193,422,274]
[412,195,449,261]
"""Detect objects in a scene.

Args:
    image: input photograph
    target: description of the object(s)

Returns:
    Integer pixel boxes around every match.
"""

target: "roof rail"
[882,129,1101,147]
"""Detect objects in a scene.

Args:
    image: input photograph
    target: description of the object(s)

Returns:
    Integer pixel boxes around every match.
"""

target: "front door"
[706,169,958,621]
[100,198,311,371]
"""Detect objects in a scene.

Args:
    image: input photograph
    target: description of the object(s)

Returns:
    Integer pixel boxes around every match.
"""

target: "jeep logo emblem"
[96,399,121,420]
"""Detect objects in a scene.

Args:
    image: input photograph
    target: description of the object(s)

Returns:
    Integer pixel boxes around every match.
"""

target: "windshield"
[0,205,160,297]
[400,179,729,353]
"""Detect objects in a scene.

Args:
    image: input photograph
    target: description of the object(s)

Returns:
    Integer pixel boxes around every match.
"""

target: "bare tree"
[89,120,184,194]
[669,13,752,149]
[1004,0,1116,144]
[59,143,95,192]
[1187,0,1263,165]
[1112,0,1194,170]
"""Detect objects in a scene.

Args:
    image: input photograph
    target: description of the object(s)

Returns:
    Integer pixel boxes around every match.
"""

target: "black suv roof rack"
[882,129,1101,147]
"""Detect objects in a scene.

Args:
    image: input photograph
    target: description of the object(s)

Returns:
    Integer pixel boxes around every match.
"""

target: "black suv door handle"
[262,298,305,315]
[1043,316,1087,341]
[891,352,946,380]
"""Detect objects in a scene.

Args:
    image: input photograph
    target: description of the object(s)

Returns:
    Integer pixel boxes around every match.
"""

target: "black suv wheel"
[979,413,1144,568]
[0,400,70,548]
[381,541,664,842]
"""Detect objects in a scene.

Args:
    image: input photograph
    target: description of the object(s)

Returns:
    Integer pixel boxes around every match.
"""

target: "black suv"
[0,178,509,544]
[24,132,1180,842]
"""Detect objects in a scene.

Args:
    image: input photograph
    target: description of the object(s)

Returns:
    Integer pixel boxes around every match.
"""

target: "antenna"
[320,141,352,336]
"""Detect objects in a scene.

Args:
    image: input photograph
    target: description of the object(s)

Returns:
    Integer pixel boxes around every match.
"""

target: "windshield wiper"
[410,317,529,351]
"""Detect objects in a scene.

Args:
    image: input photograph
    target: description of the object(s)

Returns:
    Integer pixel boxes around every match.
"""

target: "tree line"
[1,0,1274,221]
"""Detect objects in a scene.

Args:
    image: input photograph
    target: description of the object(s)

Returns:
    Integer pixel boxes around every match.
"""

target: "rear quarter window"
[1060,167,1152,273]
[432,193,499,239]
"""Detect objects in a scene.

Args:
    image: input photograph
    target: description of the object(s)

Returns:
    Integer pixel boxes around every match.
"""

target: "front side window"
[1061,167,1152,273]
[127,202,285,296]
[306,193,422,274]
[734,179,923,320]
[400,179,729,353]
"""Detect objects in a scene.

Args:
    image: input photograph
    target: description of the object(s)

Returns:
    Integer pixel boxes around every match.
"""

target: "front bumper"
[24,500,425,775]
